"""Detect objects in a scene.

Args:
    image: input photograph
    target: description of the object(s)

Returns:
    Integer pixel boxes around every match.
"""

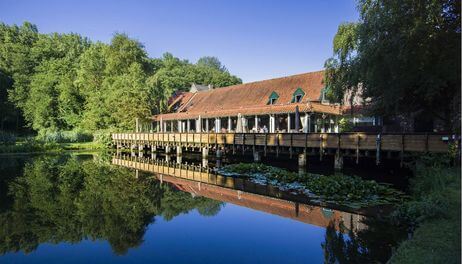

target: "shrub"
[37,130,93,143]
[391,154,460,226]
[93,129,113,147]
[338,118,353,132]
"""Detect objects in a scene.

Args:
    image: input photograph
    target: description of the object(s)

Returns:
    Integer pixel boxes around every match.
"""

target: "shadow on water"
[0,152,408,262]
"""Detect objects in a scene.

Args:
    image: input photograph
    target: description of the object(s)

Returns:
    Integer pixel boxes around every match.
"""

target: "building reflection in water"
[112,152,367,233]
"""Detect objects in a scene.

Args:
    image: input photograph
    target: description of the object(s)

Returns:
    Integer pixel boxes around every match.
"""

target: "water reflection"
[0,154,223,256]
[0,153,406,263]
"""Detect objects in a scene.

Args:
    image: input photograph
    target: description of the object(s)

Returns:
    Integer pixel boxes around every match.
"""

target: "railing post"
[376,134,381,165]
[356,133,360,164]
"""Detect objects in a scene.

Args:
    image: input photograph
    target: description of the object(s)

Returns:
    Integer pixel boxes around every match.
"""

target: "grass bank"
[0,130,112,154]
[0,140,106,154]
[389,156,461,263]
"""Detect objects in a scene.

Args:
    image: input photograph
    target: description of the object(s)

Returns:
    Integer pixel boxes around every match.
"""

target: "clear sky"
[0,0,359,82]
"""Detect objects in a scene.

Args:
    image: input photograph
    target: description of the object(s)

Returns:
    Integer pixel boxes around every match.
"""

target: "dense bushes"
[389,154,461,263]
[92,129,113,147]
[391,154,460,226]
[0,137,61,153]
[37,130,93,143]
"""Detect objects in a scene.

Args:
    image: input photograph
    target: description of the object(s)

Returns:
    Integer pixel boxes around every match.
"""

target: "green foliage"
[0,22,242,134]
[390,156,461,263]
[391,154,460,225]
[338,118,353,132]
[325,0,461,131]
[92,129,114,147]
[389,154,461,263]
[0,137,62,153]
[219,163,405,207]
[197,56,228,72]
[36,130,93,143]
[146,53,241,114]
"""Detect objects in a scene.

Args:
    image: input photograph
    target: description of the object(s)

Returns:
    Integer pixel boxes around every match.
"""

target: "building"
[152,70,350,133]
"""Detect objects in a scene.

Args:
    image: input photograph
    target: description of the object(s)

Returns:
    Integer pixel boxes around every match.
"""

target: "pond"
[0,153,406,263]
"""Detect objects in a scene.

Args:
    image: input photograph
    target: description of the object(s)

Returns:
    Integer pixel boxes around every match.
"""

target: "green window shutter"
[268,91,279,105]
[291,87,305,103]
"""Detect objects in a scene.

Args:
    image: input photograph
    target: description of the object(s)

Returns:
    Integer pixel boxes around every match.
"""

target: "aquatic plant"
[219,163,405,207]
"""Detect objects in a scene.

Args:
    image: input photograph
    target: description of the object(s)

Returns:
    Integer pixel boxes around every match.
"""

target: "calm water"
[0,153,405,263]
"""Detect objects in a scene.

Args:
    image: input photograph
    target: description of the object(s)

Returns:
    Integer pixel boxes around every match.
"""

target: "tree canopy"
[0,22,242,134]
[324,0,461,132]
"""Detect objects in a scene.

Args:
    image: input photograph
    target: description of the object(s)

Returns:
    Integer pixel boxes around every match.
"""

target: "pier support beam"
[253,151,261,162]
[298,153,307,174]
[131,144,136,157]
[176,147,183,164]
[151,145,157,159]
[202,147,209,159]
[298,153,307,167]
[216,148,222,159]
[334,151,344,171]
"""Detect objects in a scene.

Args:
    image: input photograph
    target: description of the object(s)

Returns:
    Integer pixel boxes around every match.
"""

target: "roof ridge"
[193,70,325,94]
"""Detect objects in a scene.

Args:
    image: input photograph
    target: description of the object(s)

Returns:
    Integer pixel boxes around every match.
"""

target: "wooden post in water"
[298,153,307,173]
[253,151,261,162]
[334,150,343,171]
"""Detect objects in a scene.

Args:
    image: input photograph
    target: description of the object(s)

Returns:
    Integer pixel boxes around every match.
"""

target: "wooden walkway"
[112,132,453,153]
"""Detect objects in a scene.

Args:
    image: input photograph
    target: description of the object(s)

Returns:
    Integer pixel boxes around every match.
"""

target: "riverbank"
[390,156,461,263]
[0,141,105,154]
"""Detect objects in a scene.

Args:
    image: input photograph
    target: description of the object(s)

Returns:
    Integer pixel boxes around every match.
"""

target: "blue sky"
[0,0,359,82]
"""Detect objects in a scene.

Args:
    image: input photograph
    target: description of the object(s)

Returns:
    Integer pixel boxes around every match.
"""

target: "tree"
[22,33,89,132]
[147,53,241,114]
[325,0,461,132]
[0,22,242,134]
[197,56,227,72]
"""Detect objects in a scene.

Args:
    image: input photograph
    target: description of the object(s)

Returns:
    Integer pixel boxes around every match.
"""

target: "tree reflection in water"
[322,217,407,263]
[0,155,224,255]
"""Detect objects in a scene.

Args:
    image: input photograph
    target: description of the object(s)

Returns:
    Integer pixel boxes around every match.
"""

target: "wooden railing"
[112,132,454,153]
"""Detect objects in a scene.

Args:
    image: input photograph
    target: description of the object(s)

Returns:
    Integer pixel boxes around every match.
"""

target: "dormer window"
[291,88,305,103]
[267,91,279,105]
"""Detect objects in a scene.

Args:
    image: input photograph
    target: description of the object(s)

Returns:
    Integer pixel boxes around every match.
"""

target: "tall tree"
[197,56,227,72]
[0,22,242,133]
[23,33,89,132]
[325,0,461,132]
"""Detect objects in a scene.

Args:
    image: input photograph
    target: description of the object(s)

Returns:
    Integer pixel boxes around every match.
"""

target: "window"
[294,94,302,103]
[267,91,279,105]
[291,88,305,103]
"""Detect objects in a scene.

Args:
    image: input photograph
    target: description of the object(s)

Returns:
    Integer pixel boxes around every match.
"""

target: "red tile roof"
[155,70,342,121]
[155,102,341,121]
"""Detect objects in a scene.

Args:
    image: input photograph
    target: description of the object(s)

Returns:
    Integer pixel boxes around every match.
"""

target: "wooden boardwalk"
[112,132,453,153]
